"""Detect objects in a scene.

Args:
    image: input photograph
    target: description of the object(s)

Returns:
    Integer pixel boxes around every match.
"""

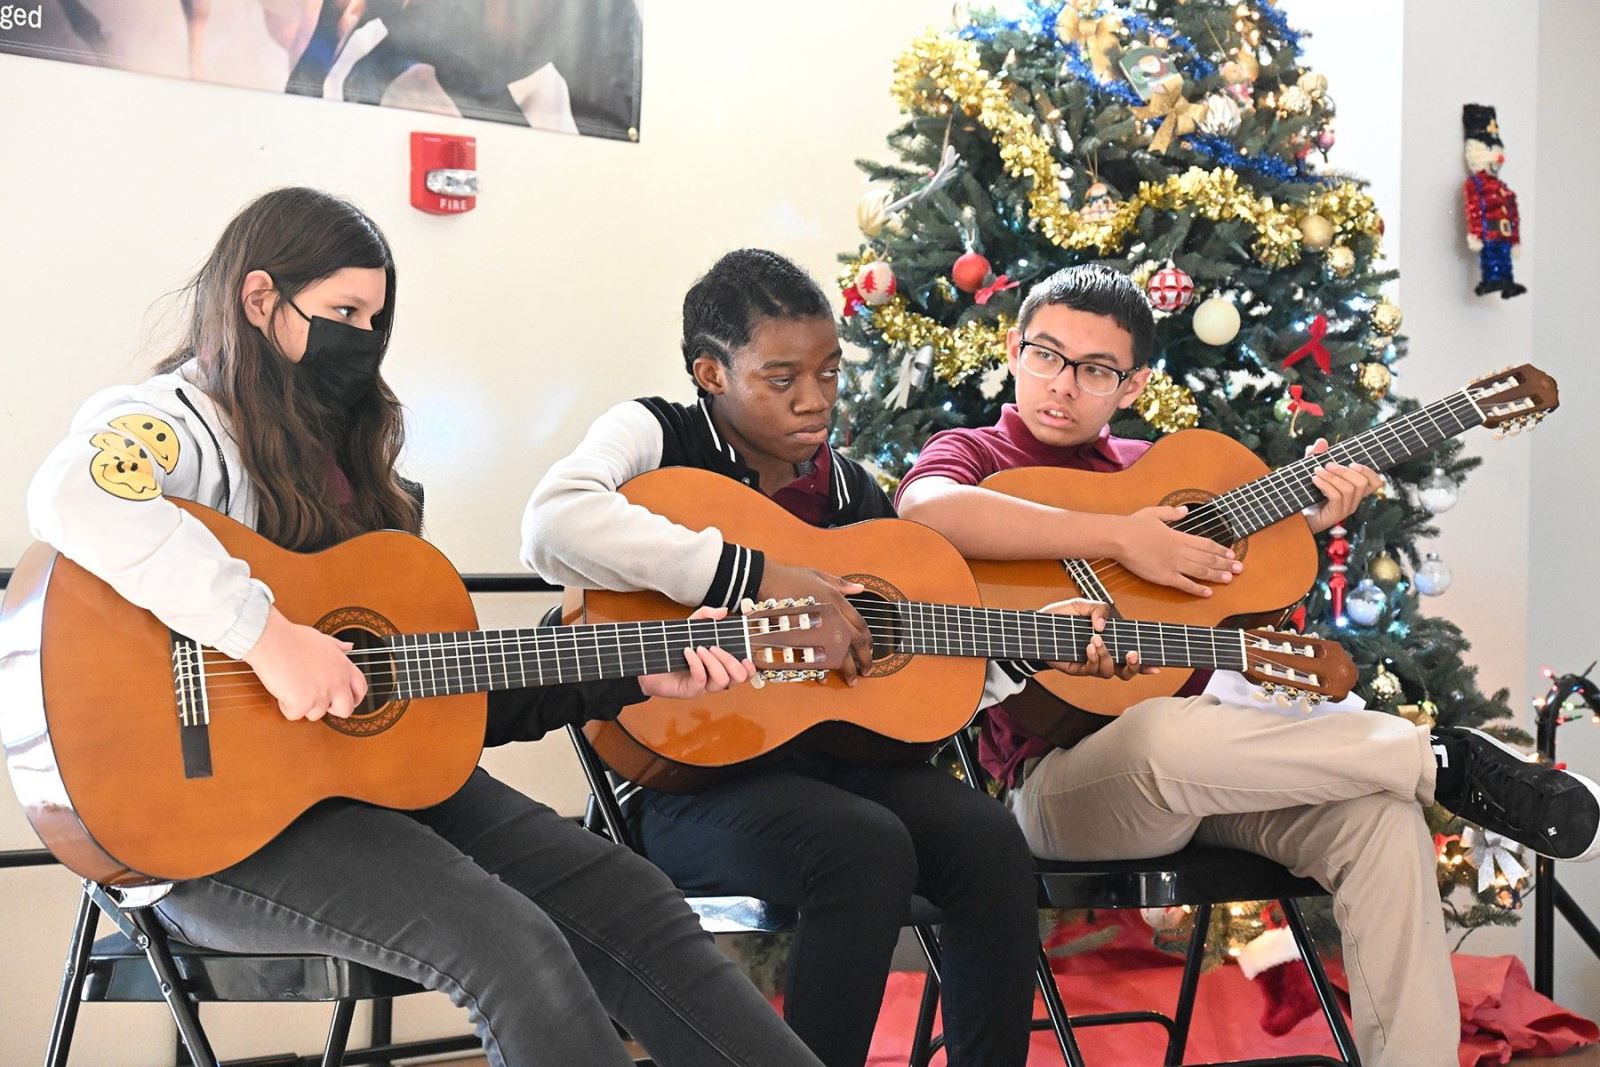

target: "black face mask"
[281,294,385,409]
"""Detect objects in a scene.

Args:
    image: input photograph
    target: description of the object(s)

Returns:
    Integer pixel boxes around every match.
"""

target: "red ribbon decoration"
[975,274,1020,306]
[841,285,865,318]
[1286,384,1324,418]
[1283,313,1331,373]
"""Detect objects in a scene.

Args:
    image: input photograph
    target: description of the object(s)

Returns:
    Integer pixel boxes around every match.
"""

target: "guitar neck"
[385,619,752,699]
[1210,390,1483,538]
[873,601,1249,671]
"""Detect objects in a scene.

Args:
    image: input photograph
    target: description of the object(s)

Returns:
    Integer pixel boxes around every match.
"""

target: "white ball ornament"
[854,261,897,306]
[1192,296,1241,345]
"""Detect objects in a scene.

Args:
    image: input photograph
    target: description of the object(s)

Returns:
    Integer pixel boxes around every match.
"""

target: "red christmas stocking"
[1238,927,1319,1036]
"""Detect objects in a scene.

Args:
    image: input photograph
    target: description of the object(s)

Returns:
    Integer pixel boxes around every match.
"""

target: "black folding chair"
[44,879,477,1067]
[565,724,958,1066]
[916,730,1361,1067]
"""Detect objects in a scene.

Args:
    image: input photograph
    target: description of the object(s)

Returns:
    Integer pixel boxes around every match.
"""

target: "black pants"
[156,769,823,1067]
[636,754,1039,1067]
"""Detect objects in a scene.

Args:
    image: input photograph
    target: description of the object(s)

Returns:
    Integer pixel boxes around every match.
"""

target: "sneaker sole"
[1464,728,1600,862]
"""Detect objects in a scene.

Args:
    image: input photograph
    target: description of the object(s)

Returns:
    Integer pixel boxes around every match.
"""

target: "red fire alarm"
[410,132,477,214]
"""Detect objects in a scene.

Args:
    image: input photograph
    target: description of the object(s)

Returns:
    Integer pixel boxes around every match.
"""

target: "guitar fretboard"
[1204,390,1483,542]
[382,619,753,700]
[858,600,1250,671]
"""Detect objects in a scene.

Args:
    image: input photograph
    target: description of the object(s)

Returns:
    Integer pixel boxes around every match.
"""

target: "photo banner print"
[0,0,643,140]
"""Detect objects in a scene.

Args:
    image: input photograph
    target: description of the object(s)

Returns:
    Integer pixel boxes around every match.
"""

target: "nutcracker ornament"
[1462,104,1527,299]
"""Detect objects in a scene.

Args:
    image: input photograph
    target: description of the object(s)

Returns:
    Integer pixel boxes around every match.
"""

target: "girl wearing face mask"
[24,187,828,1067]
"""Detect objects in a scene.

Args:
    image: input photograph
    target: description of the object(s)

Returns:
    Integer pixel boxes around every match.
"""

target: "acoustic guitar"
[0,500,835,886]
[970,364,1559,716]
[571,468,1357,793]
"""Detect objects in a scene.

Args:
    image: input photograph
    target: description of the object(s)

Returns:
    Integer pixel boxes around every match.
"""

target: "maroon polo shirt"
[772,444,833,525]
[897,405,1205,787]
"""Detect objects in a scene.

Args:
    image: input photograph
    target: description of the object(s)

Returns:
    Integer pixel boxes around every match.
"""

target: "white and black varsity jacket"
[521,396,1034,703]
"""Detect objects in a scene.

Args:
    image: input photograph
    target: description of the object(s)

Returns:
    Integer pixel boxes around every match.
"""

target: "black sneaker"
[1431,727,1600,861]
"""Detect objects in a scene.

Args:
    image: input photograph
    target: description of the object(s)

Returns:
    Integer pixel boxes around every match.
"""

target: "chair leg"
[1165,902,1212,1067]
[1281,898,1362,1066]
[368,996,394,1067]
[319,999,357,1067]
[908,925,945,1066]
[908,966,940,1067]
[122,906,220,1067]
[43,886,100,1067]
[1035,945,1087,1067]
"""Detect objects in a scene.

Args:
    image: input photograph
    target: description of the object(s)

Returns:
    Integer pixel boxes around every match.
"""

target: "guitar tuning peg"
[798,596,817,606]
[739,598,757,616]
[1274,690,1292,707]
[1492,427,1506,440]
[750,671,767,690]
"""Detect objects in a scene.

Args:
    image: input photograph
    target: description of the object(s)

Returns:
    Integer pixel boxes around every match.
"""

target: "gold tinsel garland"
[890,31,1384,268]
[841,257,1199,433]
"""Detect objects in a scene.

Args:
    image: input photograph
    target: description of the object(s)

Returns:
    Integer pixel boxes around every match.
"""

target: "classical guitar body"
[0,502,484,885]
[574,468,989,793]
[969,429,1319,716]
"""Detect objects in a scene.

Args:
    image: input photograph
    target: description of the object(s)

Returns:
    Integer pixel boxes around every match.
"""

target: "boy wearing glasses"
[896,264,1600,1067]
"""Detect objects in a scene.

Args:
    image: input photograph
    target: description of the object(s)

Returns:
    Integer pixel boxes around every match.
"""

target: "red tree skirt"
[863,915,1597,1067]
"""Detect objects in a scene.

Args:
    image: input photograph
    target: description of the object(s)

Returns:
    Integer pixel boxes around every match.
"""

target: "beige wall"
[1,0,1592,1062]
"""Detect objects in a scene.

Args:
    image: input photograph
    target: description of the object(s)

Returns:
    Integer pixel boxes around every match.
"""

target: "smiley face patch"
[108,413,180,474]
[88,428,163,501]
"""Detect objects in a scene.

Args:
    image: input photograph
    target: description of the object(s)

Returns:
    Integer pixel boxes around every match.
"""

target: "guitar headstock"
[1239,629,1358,706]
[1468,364,1559,437]
[739,597,849,686]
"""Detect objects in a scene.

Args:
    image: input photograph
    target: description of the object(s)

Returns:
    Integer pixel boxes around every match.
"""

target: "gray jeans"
[155,768,823,1067]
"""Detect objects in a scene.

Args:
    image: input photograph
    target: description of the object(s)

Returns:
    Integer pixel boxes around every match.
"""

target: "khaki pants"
[1010,695,1457,1067]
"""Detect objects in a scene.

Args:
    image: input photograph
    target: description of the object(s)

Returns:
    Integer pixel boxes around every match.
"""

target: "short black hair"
[1017,264,1156,366]
[681,249,832,392]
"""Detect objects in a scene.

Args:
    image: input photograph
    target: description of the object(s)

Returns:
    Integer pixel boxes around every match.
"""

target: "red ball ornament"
[853,261,896,306]
[1146,265,1195,312]
[952,251,992,293]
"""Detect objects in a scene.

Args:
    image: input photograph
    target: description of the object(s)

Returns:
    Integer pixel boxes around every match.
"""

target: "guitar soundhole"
[842,575,913,678]
[1158,489,1246,556]
[315,606,409,738]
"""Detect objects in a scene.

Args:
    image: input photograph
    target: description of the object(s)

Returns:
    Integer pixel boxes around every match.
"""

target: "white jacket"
[26,361,273,659]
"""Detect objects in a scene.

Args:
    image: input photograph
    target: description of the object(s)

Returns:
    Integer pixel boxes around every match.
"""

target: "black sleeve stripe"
[703,541,742,608]
[702,542,767,609]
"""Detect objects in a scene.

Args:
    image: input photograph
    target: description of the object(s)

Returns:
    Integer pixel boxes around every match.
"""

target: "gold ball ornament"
[1277,85,1313,116]
[1370,663,1403,702]
[1356,362,1392,401]
[1396,700,1438,728]
[1326,245,1356,277]
[1297,71,1329,99]
[1298,213,1335,251]
[856,186,895,237]
[1371,298,1404,335]
[1192,296,1241,346]
[1369,553,1403,585]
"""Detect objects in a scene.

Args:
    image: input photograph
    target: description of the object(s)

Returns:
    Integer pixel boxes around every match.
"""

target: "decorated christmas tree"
[836,0,1534,957]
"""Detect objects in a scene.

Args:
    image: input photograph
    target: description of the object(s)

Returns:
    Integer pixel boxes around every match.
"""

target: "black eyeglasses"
[1016,340,1136,396]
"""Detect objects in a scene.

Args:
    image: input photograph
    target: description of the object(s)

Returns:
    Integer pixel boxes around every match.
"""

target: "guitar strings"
[186,605,1269,705]
[1065,393,1478,595]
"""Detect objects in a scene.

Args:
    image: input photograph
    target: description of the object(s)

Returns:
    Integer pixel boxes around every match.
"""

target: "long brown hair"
[157,188,420,550]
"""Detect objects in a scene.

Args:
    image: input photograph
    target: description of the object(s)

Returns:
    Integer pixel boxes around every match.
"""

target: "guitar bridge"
[170,633,213,779]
